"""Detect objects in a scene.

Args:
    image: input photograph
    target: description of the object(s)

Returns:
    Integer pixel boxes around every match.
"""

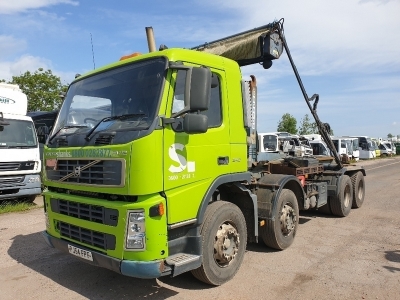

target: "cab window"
[172,70,222,128]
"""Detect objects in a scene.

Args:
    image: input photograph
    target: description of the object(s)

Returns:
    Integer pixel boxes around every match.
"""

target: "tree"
[6,68,68,112]
[298,114,316,135]
[277,113,297,134]
[388,133,393,138]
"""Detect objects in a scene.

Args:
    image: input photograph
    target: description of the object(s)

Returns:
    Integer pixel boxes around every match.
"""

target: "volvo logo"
[72,166,81,177]
[58,160,101,182]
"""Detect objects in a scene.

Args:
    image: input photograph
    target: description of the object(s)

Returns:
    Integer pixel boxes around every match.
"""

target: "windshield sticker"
[46,149,127,158]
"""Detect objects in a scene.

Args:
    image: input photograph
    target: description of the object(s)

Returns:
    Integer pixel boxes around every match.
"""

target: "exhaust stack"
[145,27,156,52]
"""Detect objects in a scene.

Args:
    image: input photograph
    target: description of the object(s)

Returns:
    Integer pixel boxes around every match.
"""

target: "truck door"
[163,68,230,224]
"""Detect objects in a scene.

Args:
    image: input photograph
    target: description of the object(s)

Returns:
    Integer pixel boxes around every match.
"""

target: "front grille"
[59,221,116,250]
[0,188,19,195]
[46,159,124,186]
[0,176,24,185]
[0,162,20,171]
[0,162,35,171]
[51,198,118,226]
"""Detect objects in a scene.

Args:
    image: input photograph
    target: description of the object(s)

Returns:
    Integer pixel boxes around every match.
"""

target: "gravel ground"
[0,157,399,300]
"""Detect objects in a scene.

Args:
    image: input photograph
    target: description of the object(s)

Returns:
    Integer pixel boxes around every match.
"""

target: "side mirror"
[183,114,208,134]
[170,65,211,118]
[186,67,211,111]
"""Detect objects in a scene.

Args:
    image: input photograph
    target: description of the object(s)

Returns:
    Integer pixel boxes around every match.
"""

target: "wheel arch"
[256,174,304,219]
[196,172,257,243]
[344,166,366,178]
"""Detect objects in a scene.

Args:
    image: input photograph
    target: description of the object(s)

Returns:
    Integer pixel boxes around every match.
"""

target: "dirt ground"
[0,157,399,300]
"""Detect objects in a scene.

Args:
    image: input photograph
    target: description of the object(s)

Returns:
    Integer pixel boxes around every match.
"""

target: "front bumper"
[0,174,41,200]
[41,231,171,279]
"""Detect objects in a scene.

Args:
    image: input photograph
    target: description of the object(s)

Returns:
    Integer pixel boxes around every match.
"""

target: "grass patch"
[0,200,42,215]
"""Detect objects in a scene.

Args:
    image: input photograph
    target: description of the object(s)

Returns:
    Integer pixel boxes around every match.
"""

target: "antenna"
[90,33,96,69]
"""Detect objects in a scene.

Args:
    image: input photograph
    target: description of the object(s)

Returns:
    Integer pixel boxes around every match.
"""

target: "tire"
[260,189,299,250]
[191,201,247,286]
[317,200,331,215]
[20,195,37,203]
[351,172,365,208]
[330,175,353,217]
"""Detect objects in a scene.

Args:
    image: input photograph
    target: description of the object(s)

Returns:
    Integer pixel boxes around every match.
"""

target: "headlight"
[126,210,146,250]
[28,176,41,183]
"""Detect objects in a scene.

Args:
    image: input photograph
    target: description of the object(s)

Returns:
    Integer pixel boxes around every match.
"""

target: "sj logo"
[168,143,195,173]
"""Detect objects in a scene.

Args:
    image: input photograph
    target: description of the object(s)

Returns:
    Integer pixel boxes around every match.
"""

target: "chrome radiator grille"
[46,159,124,186]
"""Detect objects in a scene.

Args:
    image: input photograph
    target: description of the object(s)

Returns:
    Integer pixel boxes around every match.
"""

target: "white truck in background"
[0,83,41,202]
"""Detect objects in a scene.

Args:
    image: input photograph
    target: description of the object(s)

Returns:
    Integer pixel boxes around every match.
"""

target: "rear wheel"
[330,175,353,217]
[191,201,247,286]
[260,189,299,250]
[351,172,365,208]
[317,200,331,215]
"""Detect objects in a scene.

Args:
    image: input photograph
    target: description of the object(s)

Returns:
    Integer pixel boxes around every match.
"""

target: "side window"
[172,70,222,128]
[202,74,222,127]
[172,70,186,114]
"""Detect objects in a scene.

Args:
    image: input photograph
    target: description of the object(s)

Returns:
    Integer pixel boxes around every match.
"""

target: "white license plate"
[68,244,93,261]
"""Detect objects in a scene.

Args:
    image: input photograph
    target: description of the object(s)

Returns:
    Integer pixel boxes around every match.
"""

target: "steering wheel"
[83,117,97,128]
[84,118,97,123]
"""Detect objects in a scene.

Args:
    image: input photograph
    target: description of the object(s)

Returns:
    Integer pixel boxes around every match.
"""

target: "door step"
[165,253,202,276]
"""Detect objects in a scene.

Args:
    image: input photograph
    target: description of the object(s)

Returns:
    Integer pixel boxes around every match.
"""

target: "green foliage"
[0,200,41,214]
[387,133,393,138]
[298,114,318,135]
[277,113,297,134]
[6,68,68,112]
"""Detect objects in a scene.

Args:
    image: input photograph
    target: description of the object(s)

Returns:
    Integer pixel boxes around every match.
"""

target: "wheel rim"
[344,184,351,207]
[280,204,297,236]
[213,222,240,267]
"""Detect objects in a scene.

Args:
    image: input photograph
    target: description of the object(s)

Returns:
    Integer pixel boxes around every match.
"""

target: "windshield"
[367,141,374,150]
[344,140,351,154]
[352,139,359,150]
[0,119,37,147]
[263,135,278,151]
[52,58,166,138]
[384,142,392,149]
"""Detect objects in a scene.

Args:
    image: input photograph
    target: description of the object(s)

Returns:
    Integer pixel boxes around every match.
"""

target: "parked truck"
[41,19,366,286]
[0,83,41,202]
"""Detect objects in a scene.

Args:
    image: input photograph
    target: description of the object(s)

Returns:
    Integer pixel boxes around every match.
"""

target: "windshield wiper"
[48,125,88,144]
[85,113,145,141]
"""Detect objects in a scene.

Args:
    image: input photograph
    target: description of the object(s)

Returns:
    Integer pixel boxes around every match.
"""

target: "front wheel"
[191,201,247,286]
[21,195,37,203]
[260,189,299,250]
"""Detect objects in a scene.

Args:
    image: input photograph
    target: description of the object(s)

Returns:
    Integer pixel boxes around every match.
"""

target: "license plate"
[68,244,93,261]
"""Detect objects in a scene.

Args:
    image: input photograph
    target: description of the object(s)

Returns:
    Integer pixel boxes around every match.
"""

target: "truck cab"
[0,83,42,202]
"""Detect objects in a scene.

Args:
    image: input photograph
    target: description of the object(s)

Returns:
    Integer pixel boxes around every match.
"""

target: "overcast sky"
[1,0,399,139]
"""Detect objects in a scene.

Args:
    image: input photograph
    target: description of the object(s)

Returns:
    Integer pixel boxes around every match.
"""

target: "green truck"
[41,19,366,285]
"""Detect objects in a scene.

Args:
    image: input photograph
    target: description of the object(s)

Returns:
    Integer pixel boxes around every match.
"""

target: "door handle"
[217,156,229,165]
